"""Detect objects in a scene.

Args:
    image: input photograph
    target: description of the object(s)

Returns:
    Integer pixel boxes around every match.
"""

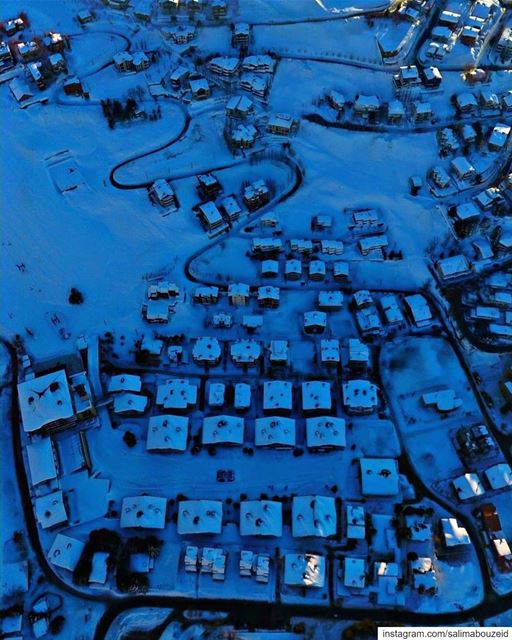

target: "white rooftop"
[202,415,244,445]
[255,416,296,447]
[18,370,74,433]
[360,458,399,496]
[306,416,346,449]
[301,380,332,412]
[292,495,337,538]
[178,500,223,535]
[120,496,167,529]
[284,553,326,588]
[26,437,57,486]
[47,533,85,572]
[240,500,282,537]
[146,414,188,451]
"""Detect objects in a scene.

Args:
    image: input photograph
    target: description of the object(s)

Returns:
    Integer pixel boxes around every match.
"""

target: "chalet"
[359,234,388,256]
[321,240,343,256]
[169,65,190,88]
[459,124,477,144]
[502,92,512,112]
[232,23,250,47]
[221,195,242,221]
[412,101,432,122]
[263,380,292,414]
[240,500,282,536]
[260,212,279,228]
[242,55,275,73]
[328,90,345,111]
[290,238,313,255]
[292,496,337,538]
[320,339,340,366]
[0,42,13,68]
[430,166,451,189]
[113,392,148,415]
[303,310,327,334]
[346,504,365,539]
[269,340,289,366]
[197,173,221,199]
[343,380,378,415]
[439,10,461,29]
[49,53,66,74]
[197,201,225,233]
[243,180,269,211]
[242,314,263,330]
[147,280,179,299]
[49,534,84,572]
[178,500,222,535]
[497,28,512,60]
[313,215,333,231]
[192,336,221,365]
[230,123,258,148]
[395,65,421,87]
[28,62,46,89]
[251,237,282,256]
[318,291,343,311]
[35,491,68,529]
[226,95,253,118]
[16,40,40,61]
[360,458,399,496]
[480,89,499,111]
[77,9,94,23]
[193,286,219,304]
[261,259,279,278]
[26,437,58,486]
[239,550,269,582]
[484,463,512,490]
[234,383,251,410]
[208,56,240,77]
[149,179,177,208]
[488,124,511,152]
[189,76,210,100]
[333,261,350,282]
[436,254,471,280]
[348,338,370,371]
[212,312,233,328]
[113,51,133,72]
[461,26,480,46]
[211,0,227,18]
[309,260,326,281]
[409,175,423,195]
[159,0,180,12]
[404,294,432,328]
[452,473,485,501]
[62,75,86,97]
[257,285,280,308]
[422,389,462,413]
[284,553,325,588]
[354,94,380,117]
[388,100,405,123]
[167,24,196,44]
[43,32,66,53]
[451,156,476,181]
[440,518,471,550]
[410,557,437,593]
[438,127,459,153]
[108,374,142,394]
[454,201,480,223]
[353,289,373,309]
[156,378,198,411]
[255,416,295,448]
[455,92,478,113]
[302,380,332,414]
[146,415,188,452]
[228,282,250,306]
[203,415,244,446]
[4,16,25,36]
[355,306,383,337]
[344,558,366,590]
[422,66,443,88]
[240,72,267,98]
[266,113,296,136]
[379,294,405,327]
[431,25,452,43]
[306,416,345,450]
[230,340,261,366]
[474,188,504,211]
[285,259,302,280]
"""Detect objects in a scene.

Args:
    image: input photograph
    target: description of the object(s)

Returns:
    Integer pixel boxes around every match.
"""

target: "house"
[178,500,223,535]
[28,62,46,89]
[266,113,297,136]
[113,51,134,72]
[412,101,432,122]
[167,24,196,44]
[108,374,142,394]
[221,195,242,221]
[230,340,261,366]
[314,215,333,232]
[228,282,250,306]
[410,557,437,593]
[353,290,374,308]
[257,285,280,308]
[192,336,221,365]
[0,41,14,68]
[35,490,68,529]
[251,237,282,256]
[359,234,388,257]
[348,338,370,371]
[496,27,512,59]
[395,64,421,87]
[290,238,313,254]
[149,179,177,208]
[232,23,250,47]
[346,504,366,539]
[480,89,499,110]
[4,16,26,35]
[484,463,512,490]
[189,76,210,100]
[203,415,244,446]
[379,294,405,327]
[242,54,275,73]
[156,378,198,411]
[439,10,461,29]
[454,201,480,223]
[422,66,443,88]
[241,314,264,332]
[404,294,432,328]
[234,383,251,410]
[303,310,327,334]
[354,95,380,117]
[240,72,268,97]
[502,92,512,112]
[344,557,366,589]
[269,340,289,366]
[240,500,282,536]
[452,473,485,500]
[342,380,378,415]
[193,286,219,304]
[360,458,399,496]
[422,388,462,413]
[197,172,221,199]
[488,124,511,152]
[388,100,405,123]
[263,380,292,413]
[197,202,225,233]
[355,306,383,337]
[261,259,278,278]
[77,9,94,23]
[285,259,302,280]
[292,496,337,538]
[243,179,269,211]
[254,416,295,448]
[328,90,345,111]
[146,415,189,452]
[226,95,253,118]
[309,260,326,281]
[208,56,240,77]
[169,65,190,88]
[306,416,345,450]
[440,518,471,548]
[333,261,350,282]
[16,40,40,61]
[48,534,85,572]
[318,291,343,311]
[302,380,332,414]
[113,392,148,415]
[451,156,476,181]
[284,553,326,588]
[430,166,451,189]
[455,92,478,113]
[63,76,84,96]
[212,311,233,328]
[26,437,58,486]
[436,254,471,280]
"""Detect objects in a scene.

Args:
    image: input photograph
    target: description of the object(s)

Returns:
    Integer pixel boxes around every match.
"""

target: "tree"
[49,616,65,635]
[68,288,84,304]
[123,431,137,447]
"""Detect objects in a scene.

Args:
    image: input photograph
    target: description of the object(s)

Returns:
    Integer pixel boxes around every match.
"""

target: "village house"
[197,201,226,234]
[436,254,472,280]
[285,259,302,280]
[404,294,432,328]
[63,76,86,96]
[28,62,46,89]
[313,215,333,232]
[77,9,94,23]
[203,415,244,446]
[379,294,405,327]
[348,338,370,372]
[49,53,67,74]
[197,172,221,199]
[318,291,343,311]
[211,0,228,18]
[169,65,190,88]
[230,339,261,366]
[255,416,296,448]
[422,65,443,88]
[455,92,478,113]
[230,123,258,149]
[263,380,292,414]
[302,380,332,414]
[43,31,66,53]
[207,56,240,77]
[394,64,421,88]
[451,156,476,181]
[412,101,432,123]
[356,306,383,337]
[192,336,221,366]
[234,383,252,411]
[284,553,326,589]
[146,415,189,452]
[220,195,242,222]
[240,500,282,536]
[193,286,219,304]
[167,24,196,44]
[333,261,350,282]
[243,179,269,211]
[269,340,289,366]
[320,339,341,367]
[226,95,254,119]
[242,54,275,73]
[178,500,223,535]
[149,179,178,208]
[342,379,378,415]
[232,23,251,47]
[239,73,268,98]
[266,113,297,136]
[309,260,326,281]
[189,76,211,100]
[306,416,346,450]
[354,95,380,117]
[227,282,250,306]
[430,165,451,189]
[388,100,405,124]
[257,285,280,308]
[16,40,40,61]
[113,392,148,415]
[360,458,399,496]
[292,496,337,538]
[290,238,313,255]
[488,124,511,152]
[0,41,14,68]
[251,237,282,256]
[303,310,327,334]
[156,378,198,411]
[328,90,345,112]
[479,89,500,111]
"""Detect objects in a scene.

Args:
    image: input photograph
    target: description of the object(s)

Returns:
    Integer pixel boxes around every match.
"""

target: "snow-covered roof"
[113,392,148,414]
[436,254,471,279]
[451,156,475,178]
[484,463,512,490]
[354,94,380,112]
[120,496,167,529]
[26,437,57,486]
[208,382,225,407]
[240,500,282,536]
[455,201,480,221]
[208,56,240,73]
[192,336,221,363]
[306,416,346,449]
[342,379,378,413]
[18,370,74,433]
[422,388,462,412]
[89,551,109,584]
[156,378,197,409]
[318,291,343,309]
[353,289,373,308]
[304,310,327,328]
[380,294,404,325]
[404,294,432,326]
[301,380,331,412]
[108,373,142,394]
[255,416,296,447]
[234,383,251,409]
[441,518,471,547]
[344,557,366,589]
[226,94,253,113]
[348,338,369,364]
[242,54,275,71]
[452,473,485,500]
[489,124,511,149]
[34,490,68,529]
[257,285,280,301]
[178,500,223,535]
[263,380,292,411]
[320,339,340,363]
[146,414,188,451]
[231,340,261,363]
[346,504,365,539]
[269,340,289,362]
[202,415,244,445]
[292,495,336,538]
[360,458,399,496]
[189,77,210,93]
[47,533,85,571]
[284,553,326,588]
[228,282,250,298]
